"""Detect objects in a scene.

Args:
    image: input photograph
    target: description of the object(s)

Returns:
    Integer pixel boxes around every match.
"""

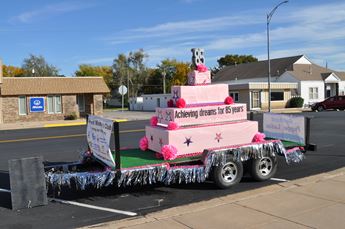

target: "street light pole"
[127,68,130,110]
[162,71,166,94]
[267,0,288,112]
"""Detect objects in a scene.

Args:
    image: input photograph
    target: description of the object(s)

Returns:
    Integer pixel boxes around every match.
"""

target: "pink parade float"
[45,49,316,192]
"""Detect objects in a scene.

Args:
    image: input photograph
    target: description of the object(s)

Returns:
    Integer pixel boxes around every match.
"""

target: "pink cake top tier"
[171,84,229,106]
[188,70,211,86]
[156,103,247,127]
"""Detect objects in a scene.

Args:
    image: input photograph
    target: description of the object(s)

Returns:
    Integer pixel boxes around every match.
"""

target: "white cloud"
[77,57,114,65]
[132,15,260,34]
[10,1,96,23]
[204,32,266,51]
[106,13,262,45]
[103,1,345,70]
[179,0,202,3]
[145,46,192,66]
[288,1,345,25]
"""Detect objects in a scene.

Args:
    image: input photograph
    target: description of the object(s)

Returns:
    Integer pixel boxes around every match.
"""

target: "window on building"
[77,94,85,112]
[309,87,319,99]
[271,91,284,101]
[230,92,239,102]
[18,96,27,115]
[48,95,62,114]
[157,98,160,107]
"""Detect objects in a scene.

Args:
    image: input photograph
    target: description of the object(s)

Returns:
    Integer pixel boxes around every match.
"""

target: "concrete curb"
[80,167,345,229]
[43,119,128,128]
[44,122,86,128]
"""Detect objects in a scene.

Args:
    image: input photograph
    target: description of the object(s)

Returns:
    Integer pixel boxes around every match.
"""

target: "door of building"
[77,94,85,112]
[251,91,261,109]
[326,83,339,98]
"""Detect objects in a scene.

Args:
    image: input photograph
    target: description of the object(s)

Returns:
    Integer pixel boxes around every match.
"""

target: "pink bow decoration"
[197,64,208,72]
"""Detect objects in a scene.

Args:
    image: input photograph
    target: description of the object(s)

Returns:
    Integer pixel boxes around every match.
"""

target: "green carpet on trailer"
[278,140,304,148]
[113,149,202,169]
[113,140,303,169]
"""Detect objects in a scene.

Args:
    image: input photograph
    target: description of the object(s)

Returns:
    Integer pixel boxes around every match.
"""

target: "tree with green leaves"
[127,49,149,97]
[2,65,24,77]
[112,49,149,98]
[75,64,113,89]
[143,68,163,94]
[156,59,190,93]
[22,54,59,76]
[212,54,258,74]
[112,53,129,89]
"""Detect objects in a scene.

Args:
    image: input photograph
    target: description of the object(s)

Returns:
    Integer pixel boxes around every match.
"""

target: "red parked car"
[311,96,345,111]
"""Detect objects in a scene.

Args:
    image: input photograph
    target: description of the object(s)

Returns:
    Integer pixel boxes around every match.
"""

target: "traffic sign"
[118,85,127,95]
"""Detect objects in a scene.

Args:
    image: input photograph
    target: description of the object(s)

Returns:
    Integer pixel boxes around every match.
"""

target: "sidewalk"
[81,167,345,229]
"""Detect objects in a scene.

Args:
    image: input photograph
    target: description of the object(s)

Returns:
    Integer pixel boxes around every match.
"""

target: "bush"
[287,97,304,108]
[64,112,78,120]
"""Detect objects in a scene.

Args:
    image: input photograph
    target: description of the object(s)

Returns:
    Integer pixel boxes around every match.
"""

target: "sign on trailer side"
[263,113,305,144]
[87,115,115,168]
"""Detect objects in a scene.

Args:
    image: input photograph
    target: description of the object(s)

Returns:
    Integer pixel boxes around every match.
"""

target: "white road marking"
[0,188,11,193]
[50,198,137,216]
[270,178,289,182]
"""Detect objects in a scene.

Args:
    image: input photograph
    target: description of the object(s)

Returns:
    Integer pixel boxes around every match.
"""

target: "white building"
[213,55,345,109]
[131,94,171,111]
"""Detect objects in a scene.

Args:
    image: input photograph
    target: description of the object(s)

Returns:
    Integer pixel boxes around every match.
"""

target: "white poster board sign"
[263,113,305,144]
[87,115,115,168]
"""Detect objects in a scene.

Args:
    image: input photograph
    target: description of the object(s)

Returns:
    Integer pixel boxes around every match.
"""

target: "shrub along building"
[0,60,110,123]
[213,55,345,110]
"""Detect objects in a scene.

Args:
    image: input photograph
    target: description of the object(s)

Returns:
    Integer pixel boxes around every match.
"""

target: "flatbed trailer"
[45,120,311,192]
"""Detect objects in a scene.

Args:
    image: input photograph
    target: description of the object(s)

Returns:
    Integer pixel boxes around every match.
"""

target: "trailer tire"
[213,160,243,189]
[249,156,277,181]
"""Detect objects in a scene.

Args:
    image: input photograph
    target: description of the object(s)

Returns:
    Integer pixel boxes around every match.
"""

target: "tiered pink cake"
[141,65,258,159]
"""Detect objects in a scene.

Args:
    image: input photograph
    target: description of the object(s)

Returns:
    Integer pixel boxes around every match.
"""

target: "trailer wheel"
[213,160,243,189]
[249,156,277,181]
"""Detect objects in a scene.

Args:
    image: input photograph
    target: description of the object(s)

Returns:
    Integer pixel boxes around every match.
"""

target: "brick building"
[0,61,110,123]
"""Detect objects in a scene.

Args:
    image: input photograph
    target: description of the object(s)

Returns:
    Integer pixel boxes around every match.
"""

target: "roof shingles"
[1,77,110,96]
[213,55,302,82]
[213,55,345,82]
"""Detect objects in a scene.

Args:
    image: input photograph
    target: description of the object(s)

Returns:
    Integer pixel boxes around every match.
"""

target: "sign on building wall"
[86,115,115,168]
[263,113,305,144]
[29,97,45,112]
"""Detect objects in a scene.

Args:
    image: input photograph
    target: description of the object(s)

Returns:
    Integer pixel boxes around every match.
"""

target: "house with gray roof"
[213,55,345,110]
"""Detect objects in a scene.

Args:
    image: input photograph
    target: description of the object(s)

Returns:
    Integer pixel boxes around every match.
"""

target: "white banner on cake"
[263,113,305,144]
[87,115,115,168]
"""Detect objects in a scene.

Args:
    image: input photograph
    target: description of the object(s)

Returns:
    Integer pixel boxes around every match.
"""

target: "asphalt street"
[0,111,345,229]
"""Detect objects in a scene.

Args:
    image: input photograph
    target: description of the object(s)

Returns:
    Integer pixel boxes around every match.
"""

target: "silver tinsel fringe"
[117,165,168,187]
[284,148,305,164]
[46,170,116,191]
[46,141,304,191]
[164,166,206,185]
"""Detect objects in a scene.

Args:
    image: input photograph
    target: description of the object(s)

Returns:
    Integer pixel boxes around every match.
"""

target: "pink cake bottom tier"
[146,120,258,156]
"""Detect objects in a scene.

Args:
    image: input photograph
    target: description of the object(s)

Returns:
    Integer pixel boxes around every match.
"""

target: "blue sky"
[0,0,344,76]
